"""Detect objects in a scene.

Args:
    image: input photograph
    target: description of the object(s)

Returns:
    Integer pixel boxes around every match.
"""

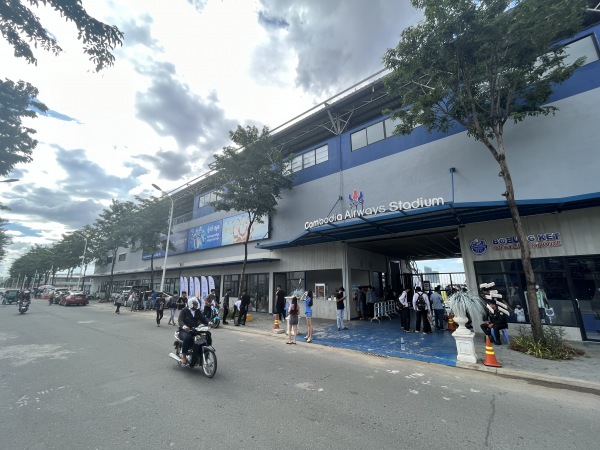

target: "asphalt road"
[0,300,597,450]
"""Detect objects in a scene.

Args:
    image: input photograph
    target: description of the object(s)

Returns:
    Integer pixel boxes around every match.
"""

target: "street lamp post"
[152,184,174,293]
[74,233,89,291]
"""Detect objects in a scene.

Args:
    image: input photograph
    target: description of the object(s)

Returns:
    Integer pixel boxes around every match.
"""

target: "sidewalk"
[90,301,600,393]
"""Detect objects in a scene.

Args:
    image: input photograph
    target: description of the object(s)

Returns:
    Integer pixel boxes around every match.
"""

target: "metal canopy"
[257,193,600,260]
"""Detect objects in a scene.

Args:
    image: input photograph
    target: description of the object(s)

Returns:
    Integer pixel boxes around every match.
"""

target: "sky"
[0,0,465,277]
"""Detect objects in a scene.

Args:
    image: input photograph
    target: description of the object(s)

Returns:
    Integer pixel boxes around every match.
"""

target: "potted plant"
[448,289,486,364]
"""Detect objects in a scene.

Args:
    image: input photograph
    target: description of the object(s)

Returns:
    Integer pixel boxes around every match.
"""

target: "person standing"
[412,287,431,334]
[142,290,149,311]
[114,293,123,314]
[430,286,445,331]
[156,294,166,326]
[177,291,186,312]
[129,290,138,312]
[168,291,179,325]
[398,288,411,332]
[536,285,550,321]
[286,297,299,344]
[366,286,376,319]
[275,285,286,322]
[335,287,348,331]
[303,290,314,342]
[236,290,251,326]
[232,298,241,324]
[151,290,157,310]
[357,286,367,320]
[222,288,231,324]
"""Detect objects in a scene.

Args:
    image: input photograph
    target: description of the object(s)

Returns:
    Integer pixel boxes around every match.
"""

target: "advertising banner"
[142,231,189,260]
[221,213,269,245]
[183,277,188,295]
[189,277,195,297]
[179,276,184,293]
[194,277,201,299]
[187,220,223,252]
[201,276,208,301]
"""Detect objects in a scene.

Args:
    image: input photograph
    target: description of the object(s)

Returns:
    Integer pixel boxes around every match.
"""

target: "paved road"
[0,301,597,449]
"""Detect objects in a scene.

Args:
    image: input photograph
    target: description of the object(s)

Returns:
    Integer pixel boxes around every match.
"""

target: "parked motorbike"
[210,305,221,328]
[169,325,217,378]
[18,298,30,314]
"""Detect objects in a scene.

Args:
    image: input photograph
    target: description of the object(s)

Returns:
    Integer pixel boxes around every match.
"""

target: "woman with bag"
[286,297,299,345]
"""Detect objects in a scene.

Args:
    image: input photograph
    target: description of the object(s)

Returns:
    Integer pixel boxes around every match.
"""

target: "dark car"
[59,291,88,306]
[3,289,20,304]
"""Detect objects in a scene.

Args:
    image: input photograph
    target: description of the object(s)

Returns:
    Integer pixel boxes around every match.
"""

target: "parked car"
[53,289,70,304]
[59,291,88,306]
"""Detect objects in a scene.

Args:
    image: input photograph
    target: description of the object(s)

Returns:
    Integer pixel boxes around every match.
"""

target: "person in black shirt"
[178,299,210,367]
[222,288,231,324]
[480,300,508,345]
[275,285,286,322]
[236,290,252,326]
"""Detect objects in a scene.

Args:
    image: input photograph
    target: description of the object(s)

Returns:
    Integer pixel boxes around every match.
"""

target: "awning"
[257,192,600,251]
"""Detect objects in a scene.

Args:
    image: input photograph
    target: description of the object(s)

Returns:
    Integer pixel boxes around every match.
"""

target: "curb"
[455,361,600,394]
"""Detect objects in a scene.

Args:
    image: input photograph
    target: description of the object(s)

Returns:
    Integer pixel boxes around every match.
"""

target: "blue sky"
[0,0,423,276]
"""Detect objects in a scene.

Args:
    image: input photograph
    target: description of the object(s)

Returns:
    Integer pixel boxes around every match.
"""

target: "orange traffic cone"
[273,315,279,330]
[447,313,456,331]
[483,336,502,367]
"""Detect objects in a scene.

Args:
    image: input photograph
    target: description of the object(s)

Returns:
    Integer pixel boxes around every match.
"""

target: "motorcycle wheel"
[213,318,220,328]
[201,349,217,378]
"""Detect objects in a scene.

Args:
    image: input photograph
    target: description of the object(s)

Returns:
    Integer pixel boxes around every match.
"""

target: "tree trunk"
[495,144,544,342]
[150,255,154,291]
[108,248,117,298]
[237,214,255,299]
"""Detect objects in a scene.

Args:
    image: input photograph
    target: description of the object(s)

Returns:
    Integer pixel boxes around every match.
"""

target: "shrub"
[509,326,585,360]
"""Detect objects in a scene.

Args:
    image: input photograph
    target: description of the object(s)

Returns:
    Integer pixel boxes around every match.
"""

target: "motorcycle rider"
[178,299,210,367]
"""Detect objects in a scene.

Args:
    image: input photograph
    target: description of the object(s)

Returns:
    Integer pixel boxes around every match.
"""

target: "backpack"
[416,293,427,311]
[308,297,313,307]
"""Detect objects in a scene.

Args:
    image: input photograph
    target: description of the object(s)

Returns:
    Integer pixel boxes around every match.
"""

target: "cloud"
[119,13,160,49]
[134,61,237,156]
[186,0,209,13]
[255,0,422,96]
[134,148,196,181]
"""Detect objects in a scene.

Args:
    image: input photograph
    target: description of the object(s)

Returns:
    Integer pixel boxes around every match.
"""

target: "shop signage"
[304,194,445,229]
[470,232,562,255]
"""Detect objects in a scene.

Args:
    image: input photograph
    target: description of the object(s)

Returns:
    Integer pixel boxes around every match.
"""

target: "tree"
[382,0,587,341]
[209,125,293,298]
[129,196,173,291]
[90,200,135,299]
[0,0,123,173]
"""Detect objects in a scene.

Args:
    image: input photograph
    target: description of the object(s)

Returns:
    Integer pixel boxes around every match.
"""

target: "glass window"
[118,253,126,261]
[291,155,302,172]
[474,261,504,274]
[315,145,328,164]
[385,117,403,137]
[303,151,315,168]
[563,35,599,67]
[351,129,367,151]
[366,122,385,144]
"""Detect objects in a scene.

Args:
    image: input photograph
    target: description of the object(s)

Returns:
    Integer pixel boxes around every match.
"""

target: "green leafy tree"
[383,0,587,341]
[90,200,135,299]
[0,0,123,174]
[129,196,173,291]
[0,216,10,261]
[209,125,293,297]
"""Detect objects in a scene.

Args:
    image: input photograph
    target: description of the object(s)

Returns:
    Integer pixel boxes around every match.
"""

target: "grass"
[509,326,585,360]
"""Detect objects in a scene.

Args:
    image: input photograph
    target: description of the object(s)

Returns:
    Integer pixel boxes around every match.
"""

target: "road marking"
[108,395,139,406]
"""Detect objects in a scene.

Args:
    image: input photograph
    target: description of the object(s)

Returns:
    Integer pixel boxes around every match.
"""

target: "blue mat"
[311,316,458,366]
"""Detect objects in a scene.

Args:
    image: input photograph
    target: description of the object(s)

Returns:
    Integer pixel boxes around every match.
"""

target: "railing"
[371,300,399,323]
[172,212,193,226]
[410,272,466,291]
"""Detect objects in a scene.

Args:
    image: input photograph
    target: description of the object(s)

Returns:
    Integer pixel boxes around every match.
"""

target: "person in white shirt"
[398,288,411,332]
[412,286,432,334]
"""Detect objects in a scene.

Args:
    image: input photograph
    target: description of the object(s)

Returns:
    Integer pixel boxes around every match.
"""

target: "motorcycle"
[210,305,221,328]
[18,298,31,314]
[169,325,217,378]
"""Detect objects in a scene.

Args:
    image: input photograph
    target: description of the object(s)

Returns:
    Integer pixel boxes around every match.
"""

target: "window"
[289,145,328,173]
[563,35,599,67]
[385,117,403,138]
[366,122,385,144]
[351,129,367,151]
[198,191,219,208]
[106,256,113,264]
[118,253,126,262]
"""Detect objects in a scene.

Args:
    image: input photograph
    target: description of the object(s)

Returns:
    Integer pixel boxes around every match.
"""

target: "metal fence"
[410,272,466,291]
